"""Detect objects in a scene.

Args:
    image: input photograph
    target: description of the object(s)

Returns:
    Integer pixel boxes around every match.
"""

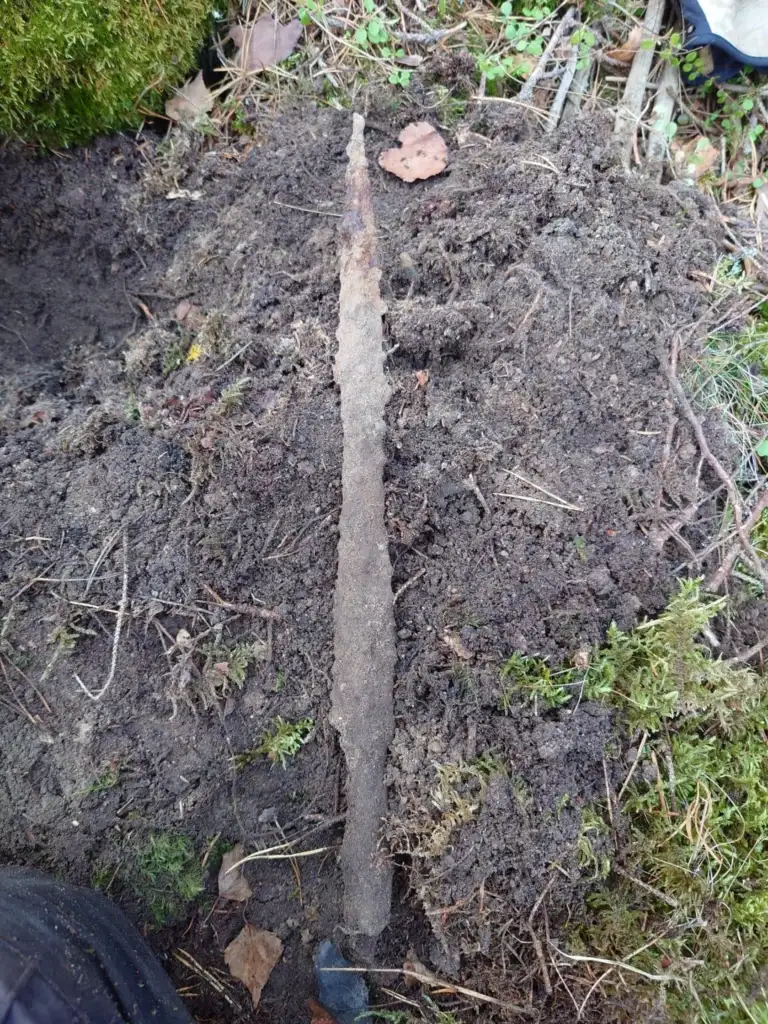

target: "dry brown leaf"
[671,136,719,181]
[165,71,214,126]
[230,17,303,72]
[224,925,283,1008]
[218,843,253,901]
[605,25,644,64]
[378,122,448,183]
[307,998,337,1023]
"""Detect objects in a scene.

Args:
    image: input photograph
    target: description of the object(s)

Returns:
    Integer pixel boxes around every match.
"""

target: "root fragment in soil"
[330,112,396,941]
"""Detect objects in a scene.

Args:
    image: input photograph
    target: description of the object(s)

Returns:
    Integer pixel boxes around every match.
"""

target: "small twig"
[666,337,768,590]
[512,288,542,366]
[602,757,615,831]
[318,967,533,1014]
[725,637,768,666]
[562,49,594,123]
[214,339,256,373]
[708,489,768,590]
[273,199,342,218]
[463,474,491,516]
[618,730,648,801]
[494,492,583,511]
[551,945,683,984]
[501,468,583,511]
[0,322,31,353]
[73,532,129,701]
[85,528,121,597]
[528,877,555,996]
[393,568,426,605]
[519,8,579,104]
[613,865,679,908]
[577,967,613,1019]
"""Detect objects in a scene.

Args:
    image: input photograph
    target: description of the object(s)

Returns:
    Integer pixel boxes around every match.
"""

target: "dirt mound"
[0,106,722,1020]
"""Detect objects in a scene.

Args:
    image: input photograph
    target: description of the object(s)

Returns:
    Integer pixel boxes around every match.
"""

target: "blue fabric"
[683,0,768,75]
[314,941,369,1024]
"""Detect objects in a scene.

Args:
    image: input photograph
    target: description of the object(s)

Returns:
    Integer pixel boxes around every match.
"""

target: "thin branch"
[519,8,579,104]
[614,0,666,169]
[547,35,580,132]
[551,945,684,983]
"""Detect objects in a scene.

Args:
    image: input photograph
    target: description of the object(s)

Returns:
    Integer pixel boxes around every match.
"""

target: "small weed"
[80,761,122,796]
[273,669,286,692]
[576,807,611,880]
[512,775,534,812]
[256,716,314,769]
[499,652,574,710]
[193,638,267,708]
[214,376,251,415]
[573,535,588,562]
[91,862,119,891]
[411,754,505,858]
[134,833,204,926]
[202,835,233,875]
[49,624,79,651]
[125,391,141,422]
[162,340,187,376]
[48,615,96,653]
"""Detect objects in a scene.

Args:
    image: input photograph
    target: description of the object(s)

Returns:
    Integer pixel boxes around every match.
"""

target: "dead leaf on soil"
[441,631,472,661]
[307,998,337,1023]
[378,122,448,183]
[671,136,719,181]
[605,25,644,64]
[165,71,214,126]
[229,17,303,73]
[218,842,253,902]
[224,924,283,1008]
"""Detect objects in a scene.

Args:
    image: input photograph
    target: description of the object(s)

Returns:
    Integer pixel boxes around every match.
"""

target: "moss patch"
[0,0,215,146]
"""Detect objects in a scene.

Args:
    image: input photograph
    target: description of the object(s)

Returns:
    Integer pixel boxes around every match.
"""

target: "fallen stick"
[547,32,580,132]
[646,59,679,175]
[614,0,666,170]
[561,49,594,123]
[330,112,396,941]
[519,7,579,104]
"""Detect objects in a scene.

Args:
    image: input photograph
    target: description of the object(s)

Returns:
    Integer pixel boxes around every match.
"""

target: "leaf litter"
[229,16,303,73]
[165,71,213,126]
[217,842,252,902]
[224,924,283,1009]
[378,122,448,182]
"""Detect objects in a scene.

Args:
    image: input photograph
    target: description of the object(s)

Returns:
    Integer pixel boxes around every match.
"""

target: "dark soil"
[0,105,733,1022]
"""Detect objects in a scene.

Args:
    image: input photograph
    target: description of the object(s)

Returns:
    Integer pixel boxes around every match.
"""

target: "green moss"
[534,580,768,1023]
[134,832,204,925]
[0,0,215,147]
